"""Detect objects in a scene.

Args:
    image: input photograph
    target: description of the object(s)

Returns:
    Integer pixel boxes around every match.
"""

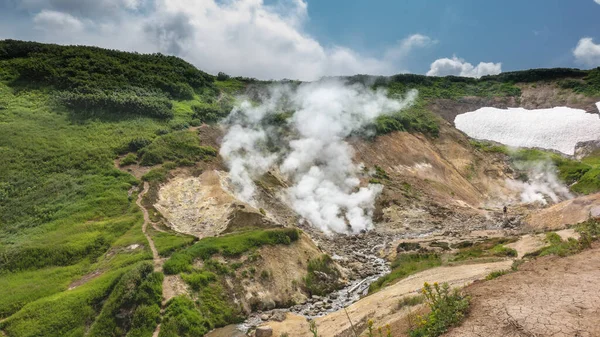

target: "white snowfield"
[455,105,600,155]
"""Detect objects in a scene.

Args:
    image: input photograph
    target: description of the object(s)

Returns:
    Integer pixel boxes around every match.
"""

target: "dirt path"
[136,182,164,337]
[137,182,162,271]
[444,244,600,337]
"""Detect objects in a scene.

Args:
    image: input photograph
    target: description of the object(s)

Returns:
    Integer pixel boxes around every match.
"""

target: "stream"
[238,250,391,332]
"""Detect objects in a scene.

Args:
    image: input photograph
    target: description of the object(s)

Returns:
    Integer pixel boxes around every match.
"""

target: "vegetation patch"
[369,253,442,293]
[87,262,163,337]
[163,229,299,274]
[486,269,510,280]
[409,282,470,337]
[159,287,242,337]
[451,238,517,262]
[398,295,426,310]
[138,131,216,166]
[148,227,197,257]
[526,220,599,258]
[302,255,343,297]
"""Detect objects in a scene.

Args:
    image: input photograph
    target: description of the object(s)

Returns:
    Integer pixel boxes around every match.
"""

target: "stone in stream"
[270,311,286,322]
[255,326,273,337]
[260,314,270,321]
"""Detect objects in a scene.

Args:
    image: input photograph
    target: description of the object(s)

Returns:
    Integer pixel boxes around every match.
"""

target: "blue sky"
[1,0,599,80]
[304,0,600,73]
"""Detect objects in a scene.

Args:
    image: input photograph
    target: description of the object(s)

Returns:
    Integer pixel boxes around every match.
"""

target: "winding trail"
[137,182,162,271]
[136,182,163,337]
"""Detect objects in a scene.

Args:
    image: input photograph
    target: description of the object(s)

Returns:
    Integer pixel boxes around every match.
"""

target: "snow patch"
[455,105,600,155]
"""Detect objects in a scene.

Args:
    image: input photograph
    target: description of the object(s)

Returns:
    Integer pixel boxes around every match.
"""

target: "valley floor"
[250,228,599,337]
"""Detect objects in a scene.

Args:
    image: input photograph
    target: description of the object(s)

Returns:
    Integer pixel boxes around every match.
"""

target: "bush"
[120,153,137,167]
[409,282,469,337]
[181,271,217,291]
[216,72,230,81]
[303,255,342,296]
[128,138,152,152]
[0,39,215,100]
[57,89,174,119]
[141,167,169,182]
[486,269,509,280]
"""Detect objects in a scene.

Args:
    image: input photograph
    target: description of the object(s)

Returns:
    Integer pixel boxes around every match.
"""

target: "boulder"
[255,326,273,337]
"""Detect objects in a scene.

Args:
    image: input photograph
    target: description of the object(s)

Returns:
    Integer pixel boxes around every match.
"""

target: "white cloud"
[33,10,84,32]
[20,0,145,17]
[573,37,600,67]
[595,0,600,5]
[384,34,437,60]
[426,56,502,78]
[4,0,436,80]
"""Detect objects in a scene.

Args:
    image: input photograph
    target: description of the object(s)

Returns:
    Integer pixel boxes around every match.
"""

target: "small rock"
[312,295,322,300]
[270,311,286,322]
[255,326,273,337]
[260,314,270,321]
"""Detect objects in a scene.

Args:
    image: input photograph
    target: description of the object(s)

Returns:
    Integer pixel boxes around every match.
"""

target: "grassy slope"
[0,41,247,336]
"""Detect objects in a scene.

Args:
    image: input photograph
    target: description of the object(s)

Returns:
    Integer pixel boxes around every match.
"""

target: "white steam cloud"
[506,161,573,205]
[220,80,417,233]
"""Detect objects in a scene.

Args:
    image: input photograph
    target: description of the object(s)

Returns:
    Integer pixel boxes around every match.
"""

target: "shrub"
[216,72,230,81]
[486,269,509,280]
[409,282,469,337]
[398,295,425,310]
[141,167,169,182]
[303,255,342,296]
[181,271,217,291]
[57,89,174,119]
[120,153,137,167]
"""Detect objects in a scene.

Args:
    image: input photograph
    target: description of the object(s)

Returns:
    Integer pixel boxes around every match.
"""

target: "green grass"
[159,289,242,337]
[525,220,600,258]
[0,268,124,337]
[0,43,220,334]
[369,253,442,293]
[486,269,510,280]
[138,130,216,166]
[148,227,197,257]
[163,228,299,274]
[87,262,162,337]
[0,262,87,319]
[398,295,426,310]
[452,239,517,262]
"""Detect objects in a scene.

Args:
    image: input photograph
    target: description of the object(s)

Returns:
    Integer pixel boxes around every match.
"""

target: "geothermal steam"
[506,161,573,205]
[220,80,417,233]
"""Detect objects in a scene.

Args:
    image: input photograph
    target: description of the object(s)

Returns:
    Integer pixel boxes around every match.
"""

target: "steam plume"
[220,80,417,233]
[505,161,573,205]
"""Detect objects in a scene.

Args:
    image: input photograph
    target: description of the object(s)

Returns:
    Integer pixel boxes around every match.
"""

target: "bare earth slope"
[444,244,600,337]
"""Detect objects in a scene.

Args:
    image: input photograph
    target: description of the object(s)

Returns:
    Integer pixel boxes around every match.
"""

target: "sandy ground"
[444,244,600,337]
[526,193,600,230]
